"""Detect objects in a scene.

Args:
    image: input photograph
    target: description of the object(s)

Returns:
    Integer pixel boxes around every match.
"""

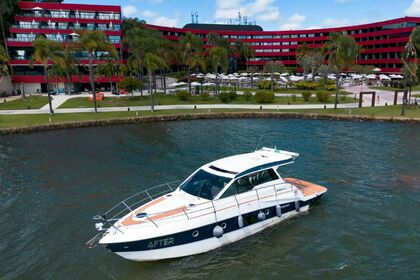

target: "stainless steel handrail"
[93,179,307,231]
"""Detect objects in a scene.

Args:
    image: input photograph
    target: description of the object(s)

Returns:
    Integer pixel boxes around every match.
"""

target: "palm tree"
[231,39,255,72]
[96,57,119,94]
[0,0,18,55]
[0,43,9,77]
[123,25,158,97]
[157,39,176,94]
[325,32,359,109]
[178,32,204,94]
[209,46,228,94]
[297,43,324,80]
[31,36,65,115]
[263,61,286,91]
[401,27,420,115]
[77,30,117,112]
[143,52,168,112]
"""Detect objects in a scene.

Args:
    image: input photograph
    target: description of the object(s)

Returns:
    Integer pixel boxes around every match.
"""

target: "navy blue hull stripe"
[104,196,322,253]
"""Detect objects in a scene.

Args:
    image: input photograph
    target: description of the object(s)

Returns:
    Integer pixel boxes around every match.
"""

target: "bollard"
[128,107,130,111]
[385,102,388,106]
[260,105,262,110]
[194,105,197,109]
[324,105,326,109]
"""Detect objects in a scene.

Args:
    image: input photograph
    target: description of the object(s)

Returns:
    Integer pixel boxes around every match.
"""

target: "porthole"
[192,230,199,237]
[265,209,270,215]
[136,212,147,218]
[221,222,227,229]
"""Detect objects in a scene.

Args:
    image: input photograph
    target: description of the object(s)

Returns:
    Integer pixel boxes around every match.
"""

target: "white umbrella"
[168,82,178,88]
[290,75,304,81]
[373,68,381,72]
[390,74,403,79]
[202,82,215,86]
[366,74,377,79]
[70,32,79,36]
[32,7,43,10]
[280,76,288,82]
[191,82,201,86]
[280,72,289,76]
[177,82,187,86]
[379,74,391,80]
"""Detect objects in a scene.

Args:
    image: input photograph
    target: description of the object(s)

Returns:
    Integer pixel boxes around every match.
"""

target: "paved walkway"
[2,85,414,116]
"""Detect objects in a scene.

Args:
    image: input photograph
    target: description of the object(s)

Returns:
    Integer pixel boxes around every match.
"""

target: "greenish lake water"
[0,119,419,279]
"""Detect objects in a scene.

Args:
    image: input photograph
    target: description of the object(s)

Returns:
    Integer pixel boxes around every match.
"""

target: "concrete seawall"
[1,112,419,135]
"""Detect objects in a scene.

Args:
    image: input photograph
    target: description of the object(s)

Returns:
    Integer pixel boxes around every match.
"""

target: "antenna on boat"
[255,135,263,151]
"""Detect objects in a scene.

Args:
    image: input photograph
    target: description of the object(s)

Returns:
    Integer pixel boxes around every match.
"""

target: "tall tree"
[297,43,324,80]
[143,52,167,112]
[0,0,19,55]
[209,46,228,94]
[31,36,65,115]
[401,27,420,115]
[96,57,120,94]
[123,24,162,97]
[325,32,359,109]
[263,61,286,91]
[231,39,255,72]
[0,44,9,77]
[178,32,204,94]
[77,30,117,112]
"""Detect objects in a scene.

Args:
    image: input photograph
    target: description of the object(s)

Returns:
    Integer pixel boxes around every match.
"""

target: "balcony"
[17,12,121,21]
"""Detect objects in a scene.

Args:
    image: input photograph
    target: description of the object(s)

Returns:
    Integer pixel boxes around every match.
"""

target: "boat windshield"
[180,169,231,200]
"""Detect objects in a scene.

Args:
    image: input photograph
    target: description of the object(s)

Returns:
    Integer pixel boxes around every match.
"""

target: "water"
[0,119,419,280]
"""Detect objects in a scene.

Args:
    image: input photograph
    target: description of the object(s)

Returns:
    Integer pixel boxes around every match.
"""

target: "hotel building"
[7,0,122,93]
[5,1,420,93]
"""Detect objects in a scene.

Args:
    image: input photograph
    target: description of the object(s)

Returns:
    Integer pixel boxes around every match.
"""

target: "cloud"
[141,10,157,18]
[151,16,179,27]
[405,0,420,16]
[214,0,280,22]
[321,18,351,27]
[122,5,138,17]
[279,13,306,30]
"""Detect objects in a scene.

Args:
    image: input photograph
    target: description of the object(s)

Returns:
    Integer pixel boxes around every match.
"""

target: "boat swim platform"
[284,178,327,198]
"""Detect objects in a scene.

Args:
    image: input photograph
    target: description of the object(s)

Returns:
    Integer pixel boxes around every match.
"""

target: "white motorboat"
[87,147,327,261]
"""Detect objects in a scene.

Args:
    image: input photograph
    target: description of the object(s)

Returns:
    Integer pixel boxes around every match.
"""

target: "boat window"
[180,169,231,200]
[220,169,279,198]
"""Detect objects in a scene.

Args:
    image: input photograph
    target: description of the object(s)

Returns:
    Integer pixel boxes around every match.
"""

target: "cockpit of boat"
[179,167,281,201]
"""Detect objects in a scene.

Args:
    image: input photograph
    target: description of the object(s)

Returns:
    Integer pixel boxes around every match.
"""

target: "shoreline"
[1,111,419,135]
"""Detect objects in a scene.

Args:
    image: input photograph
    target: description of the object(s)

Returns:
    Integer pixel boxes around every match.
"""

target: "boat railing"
[93,180,180,225]
[86,178,310,248]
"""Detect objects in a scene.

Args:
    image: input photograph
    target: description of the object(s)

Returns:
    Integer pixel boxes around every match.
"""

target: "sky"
[68,0,420,31]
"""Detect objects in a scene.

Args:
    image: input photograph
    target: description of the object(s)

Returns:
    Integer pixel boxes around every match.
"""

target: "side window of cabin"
[220,169,279,198]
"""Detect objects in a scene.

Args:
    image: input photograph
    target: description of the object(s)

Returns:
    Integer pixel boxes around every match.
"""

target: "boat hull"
[104,195,322,261]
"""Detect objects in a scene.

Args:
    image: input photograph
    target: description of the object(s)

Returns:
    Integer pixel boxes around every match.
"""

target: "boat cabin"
[179,148,299,200]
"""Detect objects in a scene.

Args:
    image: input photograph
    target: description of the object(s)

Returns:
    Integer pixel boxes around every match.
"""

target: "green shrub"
[292,80,320,90]
[219,91,237,103]
[340,94,347,101]
[301,91,312,102]
[200,92,210,101]
[176,90,191,101]
[291,94,297,102]
[243,90,252,101]
[325,84,337,91]
[255,91,275,103]
[316,92,331,103]
[257,80,272,89]
[118,77,140,93]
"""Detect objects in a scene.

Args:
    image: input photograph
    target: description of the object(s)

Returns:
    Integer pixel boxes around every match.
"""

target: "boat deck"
[284,178,327,197]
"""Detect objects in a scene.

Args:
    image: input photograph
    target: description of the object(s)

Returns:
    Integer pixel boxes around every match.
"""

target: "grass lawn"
[59,93,357,109]
[0,96,49,110]
[0,106,419,130]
